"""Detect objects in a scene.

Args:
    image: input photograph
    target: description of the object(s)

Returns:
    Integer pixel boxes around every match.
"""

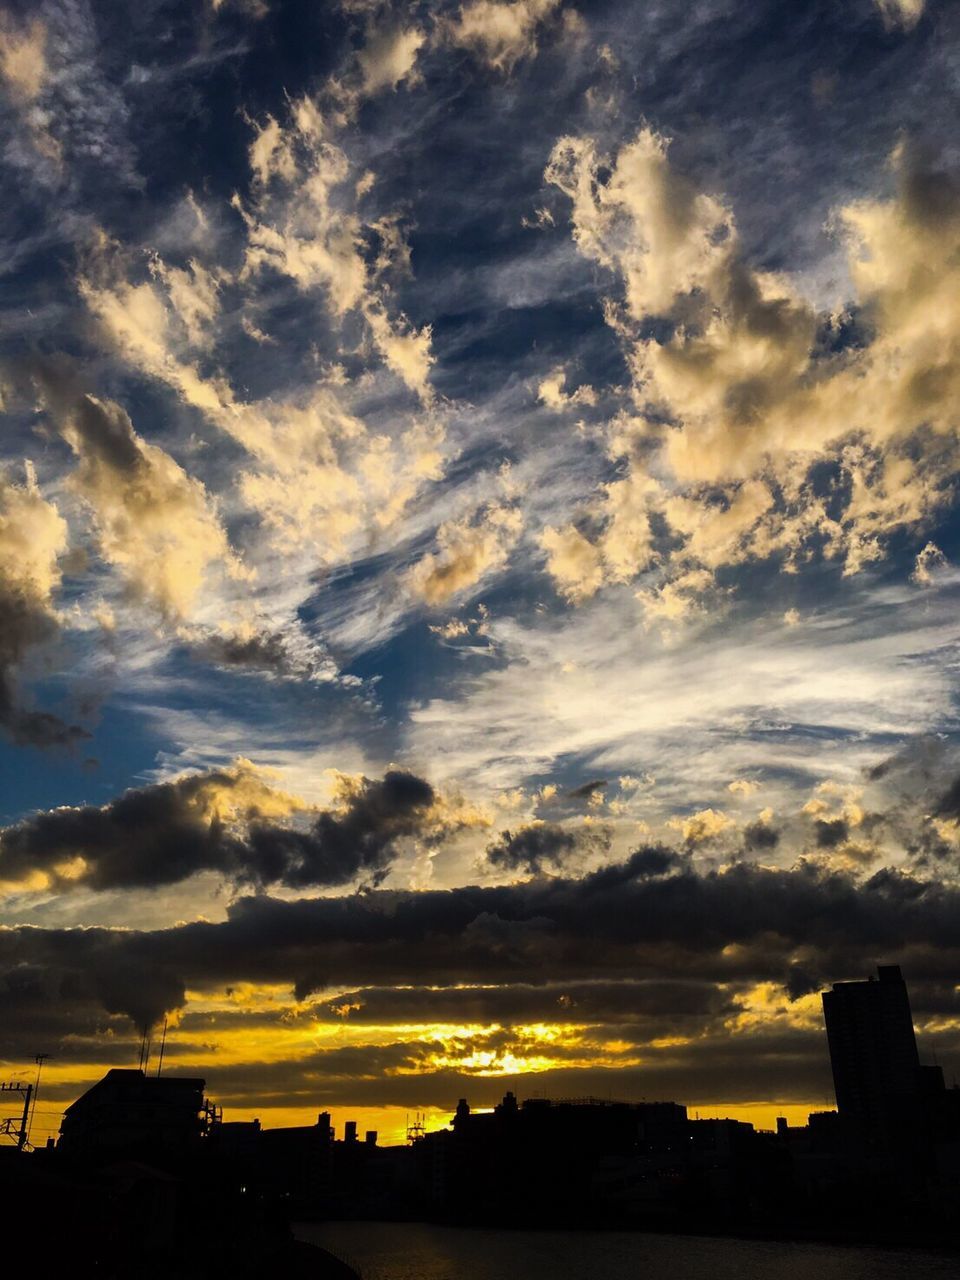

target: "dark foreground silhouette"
[3,966,959,1272]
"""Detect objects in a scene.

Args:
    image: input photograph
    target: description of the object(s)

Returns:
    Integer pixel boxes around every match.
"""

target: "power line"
[0,1082,33,1150]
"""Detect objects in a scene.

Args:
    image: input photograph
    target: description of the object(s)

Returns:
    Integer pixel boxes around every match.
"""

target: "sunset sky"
[2,0,960,1148]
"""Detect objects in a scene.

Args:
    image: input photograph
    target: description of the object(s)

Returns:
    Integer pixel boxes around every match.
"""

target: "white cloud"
[406,575,958,809]
[357,24,425,95]
[446,0,563,72]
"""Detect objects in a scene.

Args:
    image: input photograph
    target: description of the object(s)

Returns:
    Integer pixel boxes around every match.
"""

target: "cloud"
[406,568,957,801]
[0,764,438,895]
[538,367,597,409]
[76,109,445,583]
[183,620,340,684]
[540,524,604,602]
[71,284,442,664]
[485,820,608,873]
[407,502,523,605]
[545,127,734,320]
[0,0,139,182]
[246,768,437,889]
[148,256,222,350]
[742,816,780,851]
[566,778,607,801]
[357,23,425,95]
[636,568,713,624]
[61,394,246,622]
[0,464,85,747]
[667,807,733,846]
[912,541,947,585]
[544,129,960,605]
[311,976,729,1027]
[4,852,960,1031]
[237,97,435,399]
[0,14,48,101]
[0,759,299,893]
[814,817,849,848]
[874,0,924,30]
[446,0,563,73]
[363,303,435,400]
[239,99,367,310]
[728,778,760,797]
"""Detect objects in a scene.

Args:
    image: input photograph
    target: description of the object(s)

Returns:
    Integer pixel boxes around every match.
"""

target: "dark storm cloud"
[598,846,681,881]
[189,629,300,680]
[565,779,607,801]
[245,770,435,889]
[189,629,293,674]
[815,818,849,848]
[854,740,960,868]
[935,774,960,819]
[0,767,434,893]
[486,821,581,872]
[742,817,780,851]
[4,852,960,1030]
[0,962,137,1064]
[185,625,341,685]
[0,767,245,891]
[312,978,733,1026]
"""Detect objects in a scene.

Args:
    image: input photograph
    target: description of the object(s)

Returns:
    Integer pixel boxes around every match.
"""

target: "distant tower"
[821,964,921,1149]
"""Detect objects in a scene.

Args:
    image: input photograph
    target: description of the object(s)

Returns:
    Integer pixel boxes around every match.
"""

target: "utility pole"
[156,1016,168,1077]
[0,1082,33,1151]
[27,1055,49,1149]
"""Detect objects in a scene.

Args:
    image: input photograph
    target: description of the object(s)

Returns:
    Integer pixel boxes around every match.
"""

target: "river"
[294,1221,958,1280]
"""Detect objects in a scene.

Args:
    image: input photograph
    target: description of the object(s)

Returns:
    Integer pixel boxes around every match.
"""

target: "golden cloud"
[544,129,960,605]
[0,463,68,606]
[62,395,247,623]
[0,14,47,101]
[408,503,523,605]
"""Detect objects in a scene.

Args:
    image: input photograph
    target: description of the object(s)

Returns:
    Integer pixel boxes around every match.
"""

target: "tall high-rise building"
[821,964,921,1149]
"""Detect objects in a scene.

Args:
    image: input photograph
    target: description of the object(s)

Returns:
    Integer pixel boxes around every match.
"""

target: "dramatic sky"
[2,0,960,1145]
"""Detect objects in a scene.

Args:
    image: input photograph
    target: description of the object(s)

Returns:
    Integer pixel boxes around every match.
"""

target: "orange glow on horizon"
[217,1104,453,1147]
[689,1101,836,1131]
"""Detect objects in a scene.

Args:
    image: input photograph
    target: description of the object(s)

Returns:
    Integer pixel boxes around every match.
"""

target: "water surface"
[295,1221,957,1280]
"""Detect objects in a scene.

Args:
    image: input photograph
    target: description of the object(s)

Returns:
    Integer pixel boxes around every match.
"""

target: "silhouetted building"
[419,1091,691,1222]
[257,1112,334,1204]
[821,964,921,1152]
[58,1068,210,1163]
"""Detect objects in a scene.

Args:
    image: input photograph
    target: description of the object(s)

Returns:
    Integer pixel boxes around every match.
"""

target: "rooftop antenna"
[138,1024,152,1073]
[156,1017,168,1078]
[407,1110,425,1143]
